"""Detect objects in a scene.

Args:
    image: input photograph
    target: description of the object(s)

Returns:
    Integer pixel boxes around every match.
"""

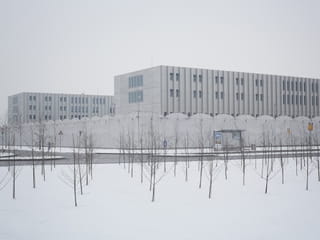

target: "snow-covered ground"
[0,158,319,240]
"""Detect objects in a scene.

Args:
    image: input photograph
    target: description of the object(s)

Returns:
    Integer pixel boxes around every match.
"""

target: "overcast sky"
[0,0,319,121]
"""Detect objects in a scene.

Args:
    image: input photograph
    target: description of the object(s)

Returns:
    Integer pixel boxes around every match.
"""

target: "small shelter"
[213,129,244,151]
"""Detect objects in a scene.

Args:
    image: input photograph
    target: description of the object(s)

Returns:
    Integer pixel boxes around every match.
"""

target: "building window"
[170,89,174,97]
[241,93,244,100]
[236,92,239,100]
[29,115,32,120]
[64,97,67,102]
[75,106,77,112]
[291,82,294,91]
[283,80,286,90]
[193,90,197,98]
[49,106,51,111]
[45,115,47,120]
[199,90,202,98]
[255,79,258,87]
[33,115,36,120]
[236,78,239,85]
[260,94,263,101]
[312,96,315,106]
[220,77,224,84]
[193,74,197,82]
[199,75,202,83]
[304,82,306,92]
[292,95,294,104]
[75,97,78,104]
[170,73,174,80]
[316,83,319,93]
[176,89,180,97]
[316,97,319,106]
[296,81,298,91]
[287,81,290,91]
[60,115,63,120]
[60,106,63,111]
[29,96,32,101]
[296,95,299,104]
[256,94,259,101]
[300,95,303,105]
[287,95,290,104]
[241,78,244,85]
[64,106,67,111]
[283,95,286,104]
[312,83,314,92]
[260,80,263,87]
[33,105,36,110]
[220,92,224,99]
[215,91,219,99]
[60,97,63,102]
[29,105,32,110]
[45,96,48,101]
[215,76,219,84]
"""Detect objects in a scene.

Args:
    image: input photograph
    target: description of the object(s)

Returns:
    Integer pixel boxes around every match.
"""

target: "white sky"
[0,0,319,121]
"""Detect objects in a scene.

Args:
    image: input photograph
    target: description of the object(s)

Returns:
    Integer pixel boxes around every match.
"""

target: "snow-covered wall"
[11,114,320,149]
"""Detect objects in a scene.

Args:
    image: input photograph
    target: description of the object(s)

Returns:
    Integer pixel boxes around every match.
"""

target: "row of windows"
[168,74,319,92]
[283,95,319,106]
[128,75,143,88]
[71,97,105,104]
[128,90,143,103]
[282,81,319,92]
[29,105,36,110]
[29,96,36,101]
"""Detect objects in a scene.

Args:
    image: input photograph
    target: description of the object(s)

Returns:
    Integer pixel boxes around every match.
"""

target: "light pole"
[1,127,4,152]
[58,130,63,152]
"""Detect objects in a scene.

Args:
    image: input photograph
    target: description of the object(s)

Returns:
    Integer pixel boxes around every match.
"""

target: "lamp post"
[1,127,4,152]
[58,130,63,152]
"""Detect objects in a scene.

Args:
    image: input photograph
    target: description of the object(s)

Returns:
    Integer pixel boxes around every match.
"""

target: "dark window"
[241,93,244,100]
[199,91,202,98]
[64,97,67,102]
[170,73,174,80]
[291,82,294,91]
[300,95,303,105]
[283,81,286,90]
[236,78,239,85]
[215,76,219,84]
[256,94,259,101]
[312,96,315,106]
[193,90,197,98]
[292,95,294,104]
[176,89,180,97]
[29,96,32,101]
[304,82,306,91]
[283,95,286,104]
[287,81,290,90]
[287,95,290,104]
[60,97,63,102]
[260,80,263,87]
[296,95,299,104]
[260,94,263,101]
[176,73,180,81]
[236,93,239,100]
[215,91,219,99]
[199,75,202,83]
[255,79,258,86]
[170,89,174,97]
[296,81,298,90]
[220,77,224,84]
[241,78,244,85]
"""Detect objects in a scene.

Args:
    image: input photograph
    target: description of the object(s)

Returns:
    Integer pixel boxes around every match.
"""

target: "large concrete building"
[115,65,320,118]
[8,92,115,124]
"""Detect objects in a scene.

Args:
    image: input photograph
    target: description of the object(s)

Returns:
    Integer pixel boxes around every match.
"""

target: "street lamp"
[1,127,4,152]
[58,130,63,152]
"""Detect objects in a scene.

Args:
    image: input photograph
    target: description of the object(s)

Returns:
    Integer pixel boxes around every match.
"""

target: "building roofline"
[115,64,320,80]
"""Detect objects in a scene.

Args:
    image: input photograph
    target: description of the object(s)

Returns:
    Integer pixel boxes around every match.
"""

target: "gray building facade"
[8,92,115,124]
[115,65,320,118]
